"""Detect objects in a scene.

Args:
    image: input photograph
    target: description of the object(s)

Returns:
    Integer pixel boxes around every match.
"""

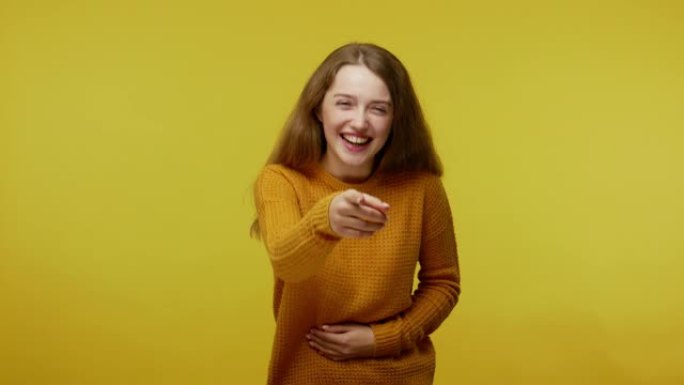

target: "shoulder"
[257,164,312,185]
[255,164,315,199]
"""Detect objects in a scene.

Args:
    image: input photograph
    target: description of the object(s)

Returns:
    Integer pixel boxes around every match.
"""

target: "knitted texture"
[255,164,460,385]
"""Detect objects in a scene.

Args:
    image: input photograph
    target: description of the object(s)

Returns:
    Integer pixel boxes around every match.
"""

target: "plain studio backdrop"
[1,0,682,384]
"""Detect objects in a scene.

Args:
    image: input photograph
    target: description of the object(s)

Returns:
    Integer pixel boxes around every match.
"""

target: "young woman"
[252,43,460,385]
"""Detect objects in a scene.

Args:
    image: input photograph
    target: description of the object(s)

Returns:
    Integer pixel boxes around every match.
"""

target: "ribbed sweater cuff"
[311,193,341,239]
[370,321,402,357]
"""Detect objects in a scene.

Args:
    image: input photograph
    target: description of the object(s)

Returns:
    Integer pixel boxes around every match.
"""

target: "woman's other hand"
[306,323,376,361]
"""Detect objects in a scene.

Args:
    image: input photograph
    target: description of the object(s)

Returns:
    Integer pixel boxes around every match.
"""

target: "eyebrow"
[333,93,392,105]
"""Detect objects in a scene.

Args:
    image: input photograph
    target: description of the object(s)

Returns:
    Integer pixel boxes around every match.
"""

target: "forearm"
[261,193,341,282]
[371,268,460,356]
[371,227,460,357]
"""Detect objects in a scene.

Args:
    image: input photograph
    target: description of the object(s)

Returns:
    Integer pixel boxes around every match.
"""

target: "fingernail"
[322,325,329,330]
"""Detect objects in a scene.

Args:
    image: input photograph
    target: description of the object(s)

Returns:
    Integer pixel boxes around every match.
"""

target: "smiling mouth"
[341,134,371,145]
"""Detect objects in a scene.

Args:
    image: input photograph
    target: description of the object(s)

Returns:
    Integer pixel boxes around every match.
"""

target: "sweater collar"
[312,163,382,191]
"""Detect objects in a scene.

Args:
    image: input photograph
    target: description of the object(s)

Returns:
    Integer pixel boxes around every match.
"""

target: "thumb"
[342,189,364,204]
[321,324,352,333]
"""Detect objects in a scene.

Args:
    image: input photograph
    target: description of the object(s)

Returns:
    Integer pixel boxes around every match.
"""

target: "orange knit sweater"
[255,164,460,385]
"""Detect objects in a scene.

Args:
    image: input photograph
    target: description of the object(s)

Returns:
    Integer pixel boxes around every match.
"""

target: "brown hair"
[251,43,443,236]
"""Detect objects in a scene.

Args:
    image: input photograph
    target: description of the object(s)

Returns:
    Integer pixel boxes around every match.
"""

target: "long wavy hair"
[251,43,442,237]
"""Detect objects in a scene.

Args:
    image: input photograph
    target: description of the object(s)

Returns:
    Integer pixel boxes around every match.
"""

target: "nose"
[350,108,369,130]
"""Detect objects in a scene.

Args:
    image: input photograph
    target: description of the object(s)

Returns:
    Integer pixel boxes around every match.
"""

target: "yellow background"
[1,0,682,384]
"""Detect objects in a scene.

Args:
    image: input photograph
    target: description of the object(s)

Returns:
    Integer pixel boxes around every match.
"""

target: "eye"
[335,100,352,107]
[372,106,388,115]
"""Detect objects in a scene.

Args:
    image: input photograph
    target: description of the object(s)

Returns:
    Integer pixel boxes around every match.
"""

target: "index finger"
[310,328,346,345]
[358,194,390,215]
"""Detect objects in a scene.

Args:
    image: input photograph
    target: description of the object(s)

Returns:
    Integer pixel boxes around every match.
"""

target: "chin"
[340,154,373,168]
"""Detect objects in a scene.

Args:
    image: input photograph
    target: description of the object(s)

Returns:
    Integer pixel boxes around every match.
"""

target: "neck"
[320,156,373,184]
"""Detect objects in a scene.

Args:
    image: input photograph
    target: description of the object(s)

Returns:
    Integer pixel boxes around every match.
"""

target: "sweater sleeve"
[370,176,461,357]
[255,166,342,283]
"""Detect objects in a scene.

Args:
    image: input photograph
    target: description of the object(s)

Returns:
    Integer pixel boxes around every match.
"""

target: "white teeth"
[341,134,370,145]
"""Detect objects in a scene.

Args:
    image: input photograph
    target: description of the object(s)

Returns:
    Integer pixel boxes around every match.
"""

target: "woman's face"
[317,64,393,183]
